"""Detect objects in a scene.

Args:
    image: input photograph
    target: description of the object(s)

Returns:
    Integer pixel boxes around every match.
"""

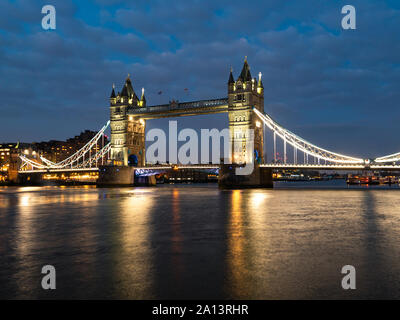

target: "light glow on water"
[1,184,400,299]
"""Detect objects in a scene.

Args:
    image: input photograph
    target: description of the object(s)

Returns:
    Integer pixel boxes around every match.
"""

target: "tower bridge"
[17,57,400,187]
[109,57,265,168]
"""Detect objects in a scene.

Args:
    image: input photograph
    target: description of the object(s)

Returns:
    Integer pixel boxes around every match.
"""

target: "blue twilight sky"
[1,0,400,158]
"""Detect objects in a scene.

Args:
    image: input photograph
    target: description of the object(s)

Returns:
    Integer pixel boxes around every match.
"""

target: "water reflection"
[245,191,272,298]
[112,190,155,299]
[360,191,400,298]
[227,190,246,298]
[1,185,400,299]
[171,189,184,282]
[14,193,37,298]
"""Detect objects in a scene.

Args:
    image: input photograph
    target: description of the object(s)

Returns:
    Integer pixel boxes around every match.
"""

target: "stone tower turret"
[228,57,264,164]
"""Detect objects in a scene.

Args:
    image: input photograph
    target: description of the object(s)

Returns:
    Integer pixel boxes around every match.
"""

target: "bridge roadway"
[136,163,400,171]
[128,98,228,119]
[17,165,219,174]
[260,164,400,170]
[19,168,100,174]
[18,163,400,174]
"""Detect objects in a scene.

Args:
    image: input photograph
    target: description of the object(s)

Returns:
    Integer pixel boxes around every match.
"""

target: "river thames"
[1,182,400,299]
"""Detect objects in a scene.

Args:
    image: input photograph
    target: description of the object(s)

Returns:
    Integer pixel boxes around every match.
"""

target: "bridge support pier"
[218,164,273,189]
[134,175,156,187]
[97,166,156,186]
[16,172,43,185]
[97,166,135,186]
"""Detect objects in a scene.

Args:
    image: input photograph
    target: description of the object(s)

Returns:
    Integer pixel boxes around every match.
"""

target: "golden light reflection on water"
[249,192,269,209]
[16,195,35,255]
[225,189,374,299]
[246,191,274,297]
[226,191,272,298]
[172,189,182,246]
[114,190,154,298]
[171,188,184,280]
[12,187,104,298]
[19,195,30,207]
[2,186,101,207]
[16,187,42,193]
[5,186,400,299]
[227,190,246,298]
[0,197,8,208]
[14,192,37,297]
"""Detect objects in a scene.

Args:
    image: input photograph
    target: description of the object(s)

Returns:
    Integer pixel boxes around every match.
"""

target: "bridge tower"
[228,57,264,164]
[109,76,146,166]
[127,88,146,167]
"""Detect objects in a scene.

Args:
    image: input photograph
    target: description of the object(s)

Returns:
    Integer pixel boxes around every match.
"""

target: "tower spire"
[257,71,264,89]
[238,56,252,81]
[228,66,234,84]
[121,74,135,98]
[110,83,116,98]
[140,87,146,107]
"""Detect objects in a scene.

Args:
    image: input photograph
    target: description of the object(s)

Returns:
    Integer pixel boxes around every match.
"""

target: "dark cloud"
[0,0,400,159]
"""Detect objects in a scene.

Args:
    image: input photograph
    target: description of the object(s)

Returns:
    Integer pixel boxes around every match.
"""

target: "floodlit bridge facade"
[17,58,400,187]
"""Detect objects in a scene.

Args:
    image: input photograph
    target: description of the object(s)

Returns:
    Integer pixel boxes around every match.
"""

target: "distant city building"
[0,130,108,182]
[33,130,109,163]
[33,140,71,163]
[0,142,38,173]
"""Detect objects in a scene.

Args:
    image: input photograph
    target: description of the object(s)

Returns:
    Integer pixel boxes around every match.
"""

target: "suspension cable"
[253,108,364,164]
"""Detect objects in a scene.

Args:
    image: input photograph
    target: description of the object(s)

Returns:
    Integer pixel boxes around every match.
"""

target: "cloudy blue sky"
[1,0,400,158]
